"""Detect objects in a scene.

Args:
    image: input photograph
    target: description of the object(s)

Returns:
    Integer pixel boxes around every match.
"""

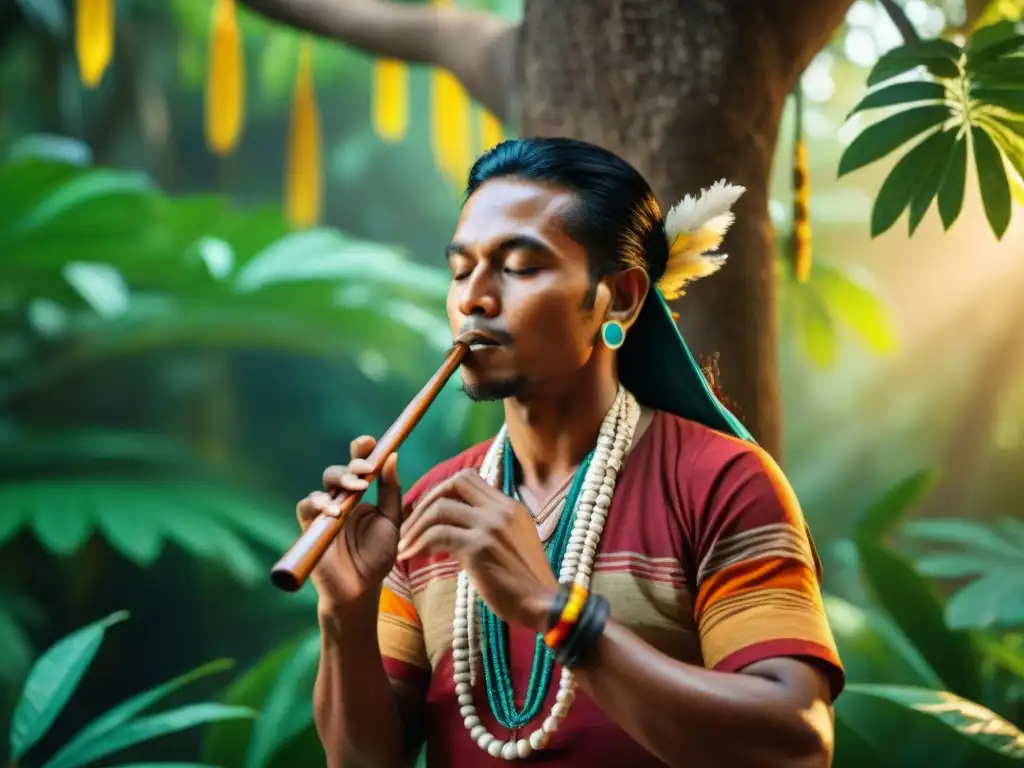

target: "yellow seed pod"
[76,0,114,89]
[792,139,812,283]
[206,0,245,155]
[285,40,322,229]
[372,59,409,143]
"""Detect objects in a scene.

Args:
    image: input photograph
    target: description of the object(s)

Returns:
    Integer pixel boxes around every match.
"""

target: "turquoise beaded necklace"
[477,438,594,732]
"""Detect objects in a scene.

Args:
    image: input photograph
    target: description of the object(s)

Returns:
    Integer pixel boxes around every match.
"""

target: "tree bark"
[239,0,857,459]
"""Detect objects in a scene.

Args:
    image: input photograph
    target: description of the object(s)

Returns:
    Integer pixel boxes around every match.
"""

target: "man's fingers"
[399,498,475,551]
[376,453,403,524]
[322,466,370,494]
[350,435,376,461]
[296,491,333,530]
[397,524,475,562]
[408,468,500,523]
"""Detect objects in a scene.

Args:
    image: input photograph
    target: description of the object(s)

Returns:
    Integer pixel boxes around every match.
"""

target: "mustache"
[456,323,514,346]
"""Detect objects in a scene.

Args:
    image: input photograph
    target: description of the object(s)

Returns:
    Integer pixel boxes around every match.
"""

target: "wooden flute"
[269,333,484,592]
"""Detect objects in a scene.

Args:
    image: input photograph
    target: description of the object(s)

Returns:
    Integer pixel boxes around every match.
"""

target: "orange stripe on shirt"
[380,584,420,624]
[694,554,817,620]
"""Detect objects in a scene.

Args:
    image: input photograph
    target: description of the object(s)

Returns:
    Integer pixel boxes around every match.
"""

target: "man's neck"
[502,370,619,494]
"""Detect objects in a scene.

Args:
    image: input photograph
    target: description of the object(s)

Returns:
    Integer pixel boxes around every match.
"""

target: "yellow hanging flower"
[479,109,504,154]
[792,139,812,283]
[285,40,322,229]
[372,59,409,143]
[76,0,114,89]
[205,0,245,155]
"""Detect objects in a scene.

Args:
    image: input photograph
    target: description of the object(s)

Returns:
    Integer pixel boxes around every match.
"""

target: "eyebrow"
[445,235,556,262]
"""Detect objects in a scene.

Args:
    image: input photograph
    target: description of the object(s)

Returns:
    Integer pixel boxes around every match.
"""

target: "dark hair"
[465,138,669,287]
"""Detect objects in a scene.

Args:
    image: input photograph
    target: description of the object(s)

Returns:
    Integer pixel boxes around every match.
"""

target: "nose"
[457,268,500,319]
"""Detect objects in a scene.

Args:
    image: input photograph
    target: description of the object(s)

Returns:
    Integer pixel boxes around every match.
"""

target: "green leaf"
[945,569,1024,630]
[233,228,448,301]
[855,543,982,701]
[867,40,963,86]
[967,26,1024,70]
[106,764,222,767]
[244,631,320,768]
[855,470,934,544]
[825,595,942,689]
[871,129,954,237]
[812,264,898,355]
[937,134,968,229]
[8,134,90,166]
[909,129,963,234]
[914,553,994,578]
[0,159,83,241]
[44,659,236,768]
[838,105,951,177]
[903,518,1023,558]
[30,501,93,556]
[837,684,1024,765]
[10,168,153,237]
[975,88,1024,118]
[848,81,948,117]
[50,704,255,768]
[9,610,130,761]
[834,718,896,768]
[791,283,836,368]
[971,56,1024,87]
[970,123,1011,243]
[202,640,302,768]
[984,117,1024,183]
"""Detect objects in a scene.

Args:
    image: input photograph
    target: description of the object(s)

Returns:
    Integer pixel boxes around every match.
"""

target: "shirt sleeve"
[378,558,431,686]
[689,442,845,700]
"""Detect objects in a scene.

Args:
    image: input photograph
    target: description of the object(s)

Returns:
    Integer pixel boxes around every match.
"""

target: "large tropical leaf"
[44,659,236,768]
[825,595,942,688]
[840,21,1024,240]
[782,262,899,369]
[855,542,983,701]
[43,704,255,768]
[0,585,44,686]
[202,631,324,768]
[243,630,320,768]
[836,684,1024,766]
[8,611,129,761]
[854,470,935,544]
[902,517,1024,631]
[0,431,295,584]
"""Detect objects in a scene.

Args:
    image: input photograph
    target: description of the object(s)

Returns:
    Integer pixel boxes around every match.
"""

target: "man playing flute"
[297,138,844,767]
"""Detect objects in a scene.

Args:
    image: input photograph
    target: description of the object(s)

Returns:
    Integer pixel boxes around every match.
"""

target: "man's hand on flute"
[296,435,402,613]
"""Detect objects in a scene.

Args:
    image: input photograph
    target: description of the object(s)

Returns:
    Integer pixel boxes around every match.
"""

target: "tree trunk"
[517,0,853,459]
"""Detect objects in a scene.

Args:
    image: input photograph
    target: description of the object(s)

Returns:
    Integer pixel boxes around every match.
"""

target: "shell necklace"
[451,385,640,760]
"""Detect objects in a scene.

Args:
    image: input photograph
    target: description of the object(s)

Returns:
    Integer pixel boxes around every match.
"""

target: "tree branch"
[877,0,921,43]
[238,0,519,122]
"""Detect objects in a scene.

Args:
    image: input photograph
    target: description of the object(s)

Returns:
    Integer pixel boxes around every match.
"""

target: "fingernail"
[397,538,407,552]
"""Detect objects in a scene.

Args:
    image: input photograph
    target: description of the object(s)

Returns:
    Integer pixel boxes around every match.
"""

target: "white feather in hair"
[658,180,746,300]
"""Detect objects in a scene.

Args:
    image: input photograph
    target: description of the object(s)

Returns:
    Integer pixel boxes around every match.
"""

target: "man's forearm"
[571,620,833,768]
[315,596,407,768]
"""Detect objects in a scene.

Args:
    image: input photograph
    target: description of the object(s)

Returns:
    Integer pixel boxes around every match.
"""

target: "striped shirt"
[378,410,844,766]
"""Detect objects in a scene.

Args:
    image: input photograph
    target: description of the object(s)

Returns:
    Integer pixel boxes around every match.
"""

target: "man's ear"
[604,266,650,331]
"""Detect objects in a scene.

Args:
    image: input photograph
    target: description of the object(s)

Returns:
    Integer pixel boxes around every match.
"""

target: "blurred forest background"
[0,0,1023,766]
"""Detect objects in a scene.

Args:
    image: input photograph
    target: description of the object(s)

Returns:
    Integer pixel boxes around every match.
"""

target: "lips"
[457,331,503,348]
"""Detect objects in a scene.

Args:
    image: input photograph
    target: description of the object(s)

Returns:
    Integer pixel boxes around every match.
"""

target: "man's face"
[446,178,607,401]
